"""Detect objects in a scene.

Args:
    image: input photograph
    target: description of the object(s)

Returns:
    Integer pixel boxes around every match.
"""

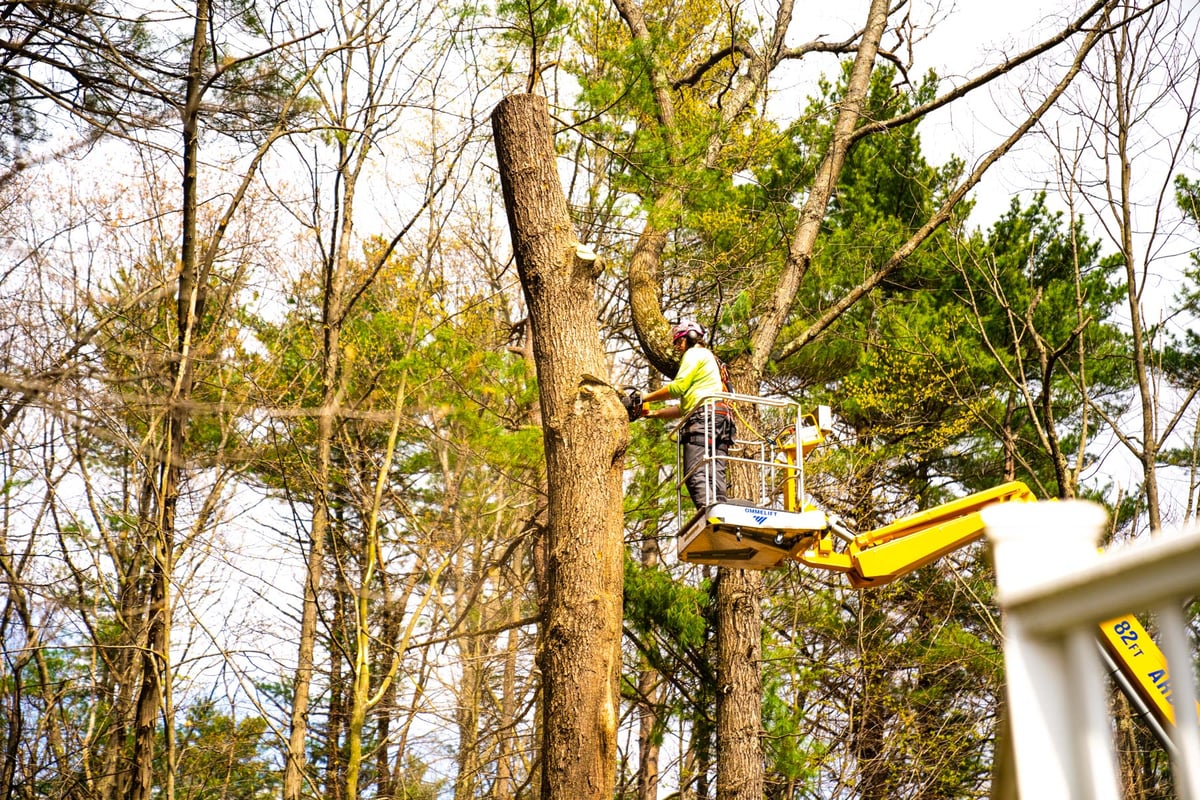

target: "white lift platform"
[675,395,832,569]
[678,503,828,569]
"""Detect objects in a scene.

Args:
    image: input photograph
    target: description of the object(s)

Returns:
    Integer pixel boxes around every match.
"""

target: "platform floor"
[677,502,827,569]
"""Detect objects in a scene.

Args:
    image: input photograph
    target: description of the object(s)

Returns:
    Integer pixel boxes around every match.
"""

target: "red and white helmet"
[671,319,705,342]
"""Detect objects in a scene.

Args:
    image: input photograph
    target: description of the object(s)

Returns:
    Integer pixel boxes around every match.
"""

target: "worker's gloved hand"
[620,388,646,422]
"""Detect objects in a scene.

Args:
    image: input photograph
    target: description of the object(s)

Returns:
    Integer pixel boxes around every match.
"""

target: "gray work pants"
[680,411,735,509]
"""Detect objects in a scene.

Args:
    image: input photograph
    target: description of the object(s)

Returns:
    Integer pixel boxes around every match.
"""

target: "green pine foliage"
[164,701,280,800]
[623,556,709,660]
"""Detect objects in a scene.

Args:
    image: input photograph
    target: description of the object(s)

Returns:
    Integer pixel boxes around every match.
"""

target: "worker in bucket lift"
[638,320,736,510]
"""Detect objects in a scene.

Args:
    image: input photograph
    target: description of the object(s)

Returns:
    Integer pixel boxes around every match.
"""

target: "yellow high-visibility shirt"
[666,346,723,415]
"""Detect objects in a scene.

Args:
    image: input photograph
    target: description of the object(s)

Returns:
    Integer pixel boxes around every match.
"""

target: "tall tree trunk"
[1112,17,1162,532]
[128,2,212,796]
[283,210,342,800]
[0,651,25,800]
[284,484,330,800]
[284,72,360,800]
[714,424,765,799]
[327,576,347,800]
[345,524,374,800]
[636,536,662,800]
[454,632,484,800]
[712,7,890,797]
[491,93,629,800]
[128,515,172,800]
[454,494,485,800]
[494,545,526,800]
[98,536,146,800]
[375,570,401,800]
[684,698,714,800]
[713,565,763,797]
[634,648,664,800]
[850,661,892,800]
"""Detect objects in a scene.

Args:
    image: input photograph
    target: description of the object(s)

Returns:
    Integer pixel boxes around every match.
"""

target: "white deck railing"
[984,501,1200,800]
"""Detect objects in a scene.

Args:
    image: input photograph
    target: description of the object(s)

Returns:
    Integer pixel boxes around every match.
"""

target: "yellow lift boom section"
[795,481,1037,589]
[787,480,1187,732]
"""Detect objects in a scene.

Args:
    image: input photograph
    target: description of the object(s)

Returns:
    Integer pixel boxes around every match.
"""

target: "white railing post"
[1155,599,1200,800]
[983,500,1119,800]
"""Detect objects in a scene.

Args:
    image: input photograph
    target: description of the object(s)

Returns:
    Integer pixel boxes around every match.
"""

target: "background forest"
[2,0,1200,798]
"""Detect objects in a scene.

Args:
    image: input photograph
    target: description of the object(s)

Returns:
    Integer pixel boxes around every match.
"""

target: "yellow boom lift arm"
[795,480,1036,589]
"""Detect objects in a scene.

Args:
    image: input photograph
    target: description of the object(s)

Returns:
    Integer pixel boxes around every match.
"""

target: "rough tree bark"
[491,93,630,800]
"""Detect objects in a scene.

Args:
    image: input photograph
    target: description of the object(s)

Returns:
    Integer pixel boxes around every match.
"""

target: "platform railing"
[672,392,805,522]
[984,502,1200,800]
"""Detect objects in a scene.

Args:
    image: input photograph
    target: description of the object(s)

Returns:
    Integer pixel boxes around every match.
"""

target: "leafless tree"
[1038,0,1200,533]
